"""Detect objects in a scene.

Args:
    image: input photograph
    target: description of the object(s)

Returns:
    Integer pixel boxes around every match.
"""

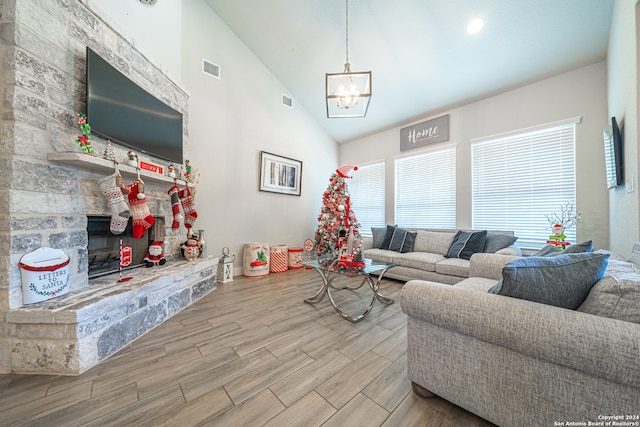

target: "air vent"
[202,59,220,79]
[282,94,293,108]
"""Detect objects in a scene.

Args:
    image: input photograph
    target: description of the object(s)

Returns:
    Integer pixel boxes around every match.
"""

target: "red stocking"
[126,180,155,239]
[178,187,197,228]
[167,184,183,229]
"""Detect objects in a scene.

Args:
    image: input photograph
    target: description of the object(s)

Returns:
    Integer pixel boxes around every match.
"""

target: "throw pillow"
[446,230,487,260]
[531,240,593,257]
[381,226,416,253]
[380,225,397,249]
[371,227,387,249]
[489,252,610,309]
[482,233,518,253]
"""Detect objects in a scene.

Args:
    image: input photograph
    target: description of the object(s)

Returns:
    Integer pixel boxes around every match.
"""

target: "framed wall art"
[400,114,450,151]
[259,151,302,196]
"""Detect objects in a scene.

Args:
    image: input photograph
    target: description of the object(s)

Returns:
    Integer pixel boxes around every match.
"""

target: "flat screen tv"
[86,47,183,164]
[603,116,624,189]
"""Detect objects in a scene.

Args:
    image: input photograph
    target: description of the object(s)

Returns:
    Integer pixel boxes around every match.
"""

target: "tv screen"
[86,47,184,164]
[603,116,624,189]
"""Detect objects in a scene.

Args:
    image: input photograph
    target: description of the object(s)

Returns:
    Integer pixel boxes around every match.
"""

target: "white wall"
[340,62,610,251]
[181,2,337,272]
[607,0,640,257]
[86,0,182,82]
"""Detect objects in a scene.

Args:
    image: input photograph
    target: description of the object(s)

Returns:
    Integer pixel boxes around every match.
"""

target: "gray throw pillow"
[531,240,593,257]
[482,233,518,253]
[488,252,610,309]
[382,226,416,253]
[380,225,397,249]
[446,230,487,260]
[371,227,387,249]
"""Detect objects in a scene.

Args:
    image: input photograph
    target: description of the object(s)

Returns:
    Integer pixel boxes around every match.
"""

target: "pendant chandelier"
[326,0,372,118]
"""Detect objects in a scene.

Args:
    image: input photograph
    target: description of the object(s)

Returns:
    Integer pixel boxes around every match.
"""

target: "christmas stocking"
[178,187,197,228]
[98,172,130,235]
[167,184,183,229]
[126,180,155,239]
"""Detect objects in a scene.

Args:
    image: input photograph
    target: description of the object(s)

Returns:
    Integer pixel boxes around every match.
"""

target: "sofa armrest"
[400,280,640,389]
[468,253,521,280]
[362,237,373,251]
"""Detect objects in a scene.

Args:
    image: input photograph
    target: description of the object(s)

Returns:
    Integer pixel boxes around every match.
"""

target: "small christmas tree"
[314,165,362,259]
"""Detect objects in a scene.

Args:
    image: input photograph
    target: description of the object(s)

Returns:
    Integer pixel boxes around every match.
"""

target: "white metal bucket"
[19,247,70,304]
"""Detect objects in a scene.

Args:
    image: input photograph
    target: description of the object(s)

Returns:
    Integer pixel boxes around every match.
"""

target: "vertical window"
[395,145,457,228]
[349,161,385,236]
[471,118,579,247]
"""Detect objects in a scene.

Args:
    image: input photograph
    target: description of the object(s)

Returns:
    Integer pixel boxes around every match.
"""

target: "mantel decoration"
[314,165,363,262]
[326,0,372,118]
[259,151,302,196]
[75,112,95,155]
[545,201,582,248]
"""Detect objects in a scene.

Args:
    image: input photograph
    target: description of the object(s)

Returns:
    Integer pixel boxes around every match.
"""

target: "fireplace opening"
[87,216,162,279]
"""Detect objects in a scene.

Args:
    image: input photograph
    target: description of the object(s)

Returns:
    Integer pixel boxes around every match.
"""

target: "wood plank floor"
[0,268,496,426]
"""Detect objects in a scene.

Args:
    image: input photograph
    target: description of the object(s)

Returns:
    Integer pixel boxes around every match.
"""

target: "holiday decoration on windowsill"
[144,241,167,267]
[545,202,582,248]
[75,112,95,156]
[314,165,363,265]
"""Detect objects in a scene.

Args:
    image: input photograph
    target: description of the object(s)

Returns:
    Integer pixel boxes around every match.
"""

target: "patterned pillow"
[446,230,487,260]
[380,226,416,253]
[488,252,610,309]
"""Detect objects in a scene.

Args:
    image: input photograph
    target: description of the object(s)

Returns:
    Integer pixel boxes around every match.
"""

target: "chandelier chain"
[345,0,349,66]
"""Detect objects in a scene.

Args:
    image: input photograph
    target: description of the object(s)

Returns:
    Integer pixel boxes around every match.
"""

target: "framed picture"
[400,114,450,151]
[259,151,302,196]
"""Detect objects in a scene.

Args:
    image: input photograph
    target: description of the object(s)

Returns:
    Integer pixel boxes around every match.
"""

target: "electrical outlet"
[626,176,635,193]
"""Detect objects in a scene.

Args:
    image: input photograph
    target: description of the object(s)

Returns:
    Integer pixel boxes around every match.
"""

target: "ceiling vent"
[202,59,220,79]
[282,94,293,108]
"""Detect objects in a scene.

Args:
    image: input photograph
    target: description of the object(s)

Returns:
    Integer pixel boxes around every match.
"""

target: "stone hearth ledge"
[6,256,218,376]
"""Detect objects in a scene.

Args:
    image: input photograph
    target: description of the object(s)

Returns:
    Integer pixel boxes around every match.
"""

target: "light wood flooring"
[0,268,496,426]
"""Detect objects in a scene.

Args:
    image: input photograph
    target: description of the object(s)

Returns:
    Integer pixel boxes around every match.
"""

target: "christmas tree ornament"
[97,172,130,235]
[103,139,116,162]
[125,179,155,239]
[75,112,95,156]
[178,186,198,228]
[167,183,183,229]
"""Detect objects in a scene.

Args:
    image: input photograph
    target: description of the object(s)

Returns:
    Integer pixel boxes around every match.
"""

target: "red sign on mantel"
[139,161,163,175]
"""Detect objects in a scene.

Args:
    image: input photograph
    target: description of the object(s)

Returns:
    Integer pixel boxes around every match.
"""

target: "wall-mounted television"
[86,47,184,164]
[603,116,624,190]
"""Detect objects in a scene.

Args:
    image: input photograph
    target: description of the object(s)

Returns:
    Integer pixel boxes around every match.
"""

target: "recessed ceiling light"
[467,17,484,34]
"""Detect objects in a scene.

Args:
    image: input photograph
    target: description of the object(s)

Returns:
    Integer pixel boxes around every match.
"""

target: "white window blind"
[349,162,385,237]
[395,145,456,228]
[471,118,578,247]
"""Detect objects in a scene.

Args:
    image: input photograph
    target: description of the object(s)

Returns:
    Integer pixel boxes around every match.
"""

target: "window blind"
[349,161,385,237]
[395,145,456,228]
[471,119,578,247]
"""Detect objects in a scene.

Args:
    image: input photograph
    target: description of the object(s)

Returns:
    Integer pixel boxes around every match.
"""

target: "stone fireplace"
[0,0,218,375]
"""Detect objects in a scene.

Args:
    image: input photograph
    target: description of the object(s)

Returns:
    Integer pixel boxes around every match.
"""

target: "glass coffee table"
[303,258,396,323]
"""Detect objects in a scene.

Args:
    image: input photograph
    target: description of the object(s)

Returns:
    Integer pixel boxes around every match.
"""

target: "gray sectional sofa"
[401,253,640,426]
[362,227,521,284]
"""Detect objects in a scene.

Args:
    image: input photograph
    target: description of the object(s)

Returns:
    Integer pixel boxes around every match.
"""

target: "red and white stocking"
[178,187,197,228]
[98,172,130,235]
[168,184,183,229]
[125,180,155,239]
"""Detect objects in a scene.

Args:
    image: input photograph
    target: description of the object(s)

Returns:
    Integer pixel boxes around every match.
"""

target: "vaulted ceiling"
[204,0,614,143]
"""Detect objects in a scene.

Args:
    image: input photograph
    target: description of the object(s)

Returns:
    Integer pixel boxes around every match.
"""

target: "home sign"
[400,114,449,151]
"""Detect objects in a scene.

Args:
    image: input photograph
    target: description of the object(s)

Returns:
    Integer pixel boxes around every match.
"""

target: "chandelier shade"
[326,0,372,118]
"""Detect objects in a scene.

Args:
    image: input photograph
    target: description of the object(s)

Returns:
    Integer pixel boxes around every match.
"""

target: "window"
[395,145,456,228]
[349,162,385,237]
[471,118,579,247]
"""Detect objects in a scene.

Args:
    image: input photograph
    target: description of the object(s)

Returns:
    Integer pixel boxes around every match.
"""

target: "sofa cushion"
[435,257,471,278]
[482,233,518,253]
[363,248,397,264]
[413,230,456,255]
[371,227,387,249]
[380,226,416,253]
[393,252,444,272]
[532,240,593,256]
[577,260,640,324]
[488,252,610,309]
[454,276,499,292]
[446,230,487,260]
